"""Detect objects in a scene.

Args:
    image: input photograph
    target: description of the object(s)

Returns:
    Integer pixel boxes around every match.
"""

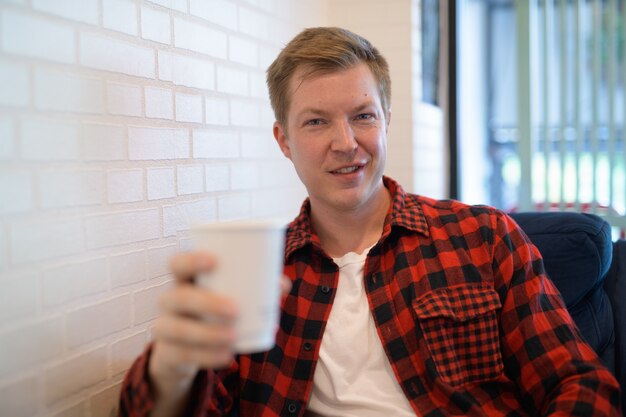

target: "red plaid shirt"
[119,177,621,416]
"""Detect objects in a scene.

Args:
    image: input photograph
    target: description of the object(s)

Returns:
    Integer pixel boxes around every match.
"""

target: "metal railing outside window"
[513,0,625,236]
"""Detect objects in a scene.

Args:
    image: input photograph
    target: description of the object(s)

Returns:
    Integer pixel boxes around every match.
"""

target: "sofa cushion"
[508,212,615,365]
[509,212,613,307]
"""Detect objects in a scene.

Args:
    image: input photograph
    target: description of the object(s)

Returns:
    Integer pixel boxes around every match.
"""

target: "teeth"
[334,166,359,174]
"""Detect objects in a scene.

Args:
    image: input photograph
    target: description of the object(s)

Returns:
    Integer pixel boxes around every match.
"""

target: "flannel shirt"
[119,176,621,417]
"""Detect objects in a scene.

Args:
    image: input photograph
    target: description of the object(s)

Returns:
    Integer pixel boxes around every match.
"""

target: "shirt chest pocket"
[412,284,504,387]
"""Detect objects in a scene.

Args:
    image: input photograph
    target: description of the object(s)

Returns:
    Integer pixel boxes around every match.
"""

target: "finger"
[281,275,292,296]
[153,339,235,371]
[169,252,216,282]
[154,315,236,348]
[160,285,238,319]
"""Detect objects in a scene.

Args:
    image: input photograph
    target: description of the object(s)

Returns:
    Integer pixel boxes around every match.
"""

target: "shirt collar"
[284,176,429,260]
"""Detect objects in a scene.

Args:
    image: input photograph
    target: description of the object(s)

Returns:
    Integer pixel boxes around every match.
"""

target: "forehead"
[287,63,381,109]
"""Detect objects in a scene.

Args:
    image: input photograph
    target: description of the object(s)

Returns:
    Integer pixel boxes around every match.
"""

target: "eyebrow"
[297,101,379,118]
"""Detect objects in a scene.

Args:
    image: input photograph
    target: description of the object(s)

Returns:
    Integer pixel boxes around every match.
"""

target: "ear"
[273,121,292,159]
[385,108,392,133]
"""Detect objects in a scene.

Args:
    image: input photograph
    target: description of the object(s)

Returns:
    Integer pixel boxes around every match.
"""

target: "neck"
[310,185,391,258]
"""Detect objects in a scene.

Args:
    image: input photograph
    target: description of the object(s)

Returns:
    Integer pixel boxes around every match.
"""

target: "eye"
[306,118,324,126]
[355,113,374,121]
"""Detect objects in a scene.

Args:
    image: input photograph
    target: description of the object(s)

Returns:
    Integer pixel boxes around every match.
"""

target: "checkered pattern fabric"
[119,177,621,417]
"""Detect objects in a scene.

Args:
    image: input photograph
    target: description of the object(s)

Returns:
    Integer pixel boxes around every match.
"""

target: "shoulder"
[410,194,502,226]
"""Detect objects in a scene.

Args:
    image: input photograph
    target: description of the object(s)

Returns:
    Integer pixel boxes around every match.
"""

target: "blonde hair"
[266,27,391,126]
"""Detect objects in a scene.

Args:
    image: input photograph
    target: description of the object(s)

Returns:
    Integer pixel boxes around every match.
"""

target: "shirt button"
[320,285,330,294]
[287,402,298,413]
[303,342,312,351]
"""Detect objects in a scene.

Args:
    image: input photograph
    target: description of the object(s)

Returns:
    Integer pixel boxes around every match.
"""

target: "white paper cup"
[191,219,287,354]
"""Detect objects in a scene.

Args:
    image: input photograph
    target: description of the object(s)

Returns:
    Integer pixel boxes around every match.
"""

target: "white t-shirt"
[305,247,417,417]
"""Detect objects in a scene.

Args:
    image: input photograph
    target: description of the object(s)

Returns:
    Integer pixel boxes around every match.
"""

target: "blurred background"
[0,0,623,416]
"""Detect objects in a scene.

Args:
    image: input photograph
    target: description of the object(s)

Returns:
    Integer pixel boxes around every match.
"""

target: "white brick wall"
[0,1,438,415]
[0,62,29,107]
[140,6,171,44]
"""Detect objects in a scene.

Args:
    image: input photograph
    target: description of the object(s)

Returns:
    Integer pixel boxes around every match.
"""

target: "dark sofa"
[510,211,625,409]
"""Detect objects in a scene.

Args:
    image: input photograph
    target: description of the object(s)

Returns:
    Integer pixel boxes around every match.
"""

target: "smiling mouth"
[331,165,363,174]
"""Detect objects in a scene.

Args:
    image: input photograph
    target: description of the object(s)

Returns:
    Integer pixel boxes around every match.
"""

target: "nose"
[330,120,358,154]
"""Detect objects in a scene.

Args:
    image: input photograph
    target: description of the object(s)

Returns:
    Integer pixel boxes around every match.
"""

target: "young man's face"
[273,63,390,215]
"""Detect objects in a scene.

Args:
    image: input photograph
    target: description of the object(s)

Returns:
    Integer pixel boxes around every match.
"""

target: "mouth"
[330,164,364,175]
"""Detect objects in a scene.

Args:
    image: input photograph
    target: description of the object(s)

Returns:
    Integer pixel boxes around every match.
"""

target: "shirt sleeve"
[117,344,239,417]
[493,212,622,416]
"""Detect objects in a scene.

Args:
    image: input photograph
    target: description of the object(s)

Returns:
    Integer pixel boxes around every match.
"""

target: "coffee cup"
[191,219,286,353]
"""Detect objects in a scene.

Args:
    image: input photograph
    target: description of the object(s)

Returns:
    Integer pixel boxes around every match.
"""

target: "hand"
[150,251,238,389]
[147,251,291,415]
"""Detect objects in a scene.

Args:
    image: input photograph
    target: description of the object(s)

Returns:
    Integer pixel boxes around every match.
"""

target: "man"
[119,27,621,416]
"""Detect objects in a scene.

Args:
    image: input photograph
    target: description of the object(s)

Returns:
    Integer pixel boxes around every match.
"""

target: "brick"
[163,199,216,236]
[147,244,176,278]
[40,170,105,208]
[229,35,258,67]
[134,282,171,324]
[1,10,75,63]
[189,0,238,30]
[218,193,251,221]
[0,230,7,271]
[107,82,143,117]
[252,188,289,218]
[32,0,98,24]
[259,44,280,70]
[44,346,107,405]
[217,66,248,96]
[192,129,239,158]
[175,93,203,123]
[145,86,173,119]
[179,237,192,252]
[205,163,229,192]
[260,103,275,127]
[0,376,39,417]
[241,131,272,158]
[177,164,204,195]
[103,0,138,35]
[10,218,84,264]
[80,33,155,79]
[239,7,269,40]
[110,249,147,288]
[20,116,80,161]
[66,295,131,347]
[259,159,299,188]
[107,169,144,203]
[51,402,86,417]
[128,126,189,160]
[147,167,175,200]
[249,71,268,99]
[146,0,187,12]
[0,318,64,376]
[230,99,261,127]
[42,257,108,307]
[111,332,146,376]
[173,17,227,59]
[35,69,105,114]
[230,162,259,190]
[83,123,126,161]
[0,61,29,107]
[0,271,38,322]
[85,208,160,249]
[158,51,215,91]
[205,96,230,126]
[0,171,33,214]
[141,6,171,44]
[90,383,122,417]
